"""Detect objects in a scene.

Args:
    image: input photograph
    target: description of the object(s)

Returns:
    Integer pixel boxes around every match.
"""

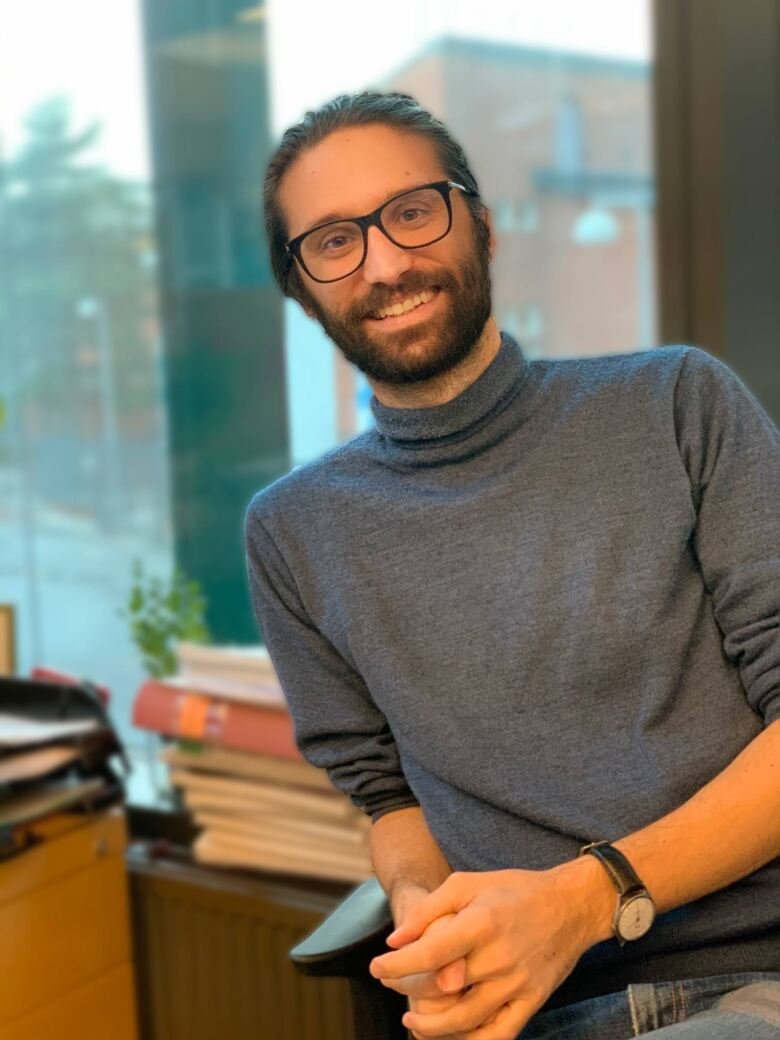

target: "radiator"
[127,846,355,1040]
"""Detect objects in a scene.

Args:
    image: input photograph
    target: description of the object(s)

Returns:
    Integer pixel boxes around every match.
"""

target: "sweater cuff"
[368,796,422,824]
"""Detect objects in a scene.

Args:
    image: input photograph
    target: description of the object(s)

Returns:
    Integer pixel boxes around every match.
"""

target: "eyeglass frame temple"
[283,179,477,282]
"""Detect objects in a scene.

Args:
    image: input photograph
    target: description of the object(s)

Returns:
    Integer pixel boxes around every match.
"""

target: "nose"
[360,225,414,285]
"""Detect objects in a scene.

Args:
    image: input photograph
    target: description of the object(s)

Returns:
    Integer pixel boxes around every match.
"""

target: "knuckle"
[485,903,505,932]
[413,952,435,974]
[410,993,459,1015]
[492,953,513,977]
[497,944,521,976]
[474,908,496,943]
[515,969,534,994]
[392,973,435,999]
[474,1014,514,1040]
[447,1003,486,1034]
[424,976,451,1000]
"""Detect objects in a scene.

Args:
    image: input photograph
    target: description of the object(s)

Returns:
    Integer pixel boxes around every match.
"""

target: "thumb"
[436,956,467,992]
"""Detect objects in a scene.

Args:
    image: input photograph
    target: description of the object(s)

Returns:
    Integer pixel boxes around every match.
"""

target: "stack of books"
[132,643,373,883]
[0,676,126,861]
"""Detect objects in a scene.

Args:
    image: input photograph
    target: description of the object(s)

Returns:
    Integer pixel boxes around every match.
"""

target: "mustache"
[359,273,455,318]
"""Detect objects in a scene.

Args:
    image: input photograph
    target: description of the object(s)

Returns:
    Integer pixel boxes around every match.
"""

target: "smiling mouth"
[365,287,442,325]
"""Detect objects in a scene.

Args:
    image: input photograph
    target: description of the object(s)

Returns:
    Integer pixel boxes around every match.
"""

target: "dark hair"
[263,90,489,303]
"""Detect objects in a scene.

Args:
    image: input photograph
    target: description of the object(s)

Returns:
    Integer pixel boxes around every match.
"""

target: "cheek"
[302,287,340,321]
[323,293,363,326]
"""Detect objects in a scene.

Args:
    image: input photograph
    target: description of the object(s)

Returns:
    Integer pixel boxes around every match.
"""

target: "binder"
[0,676,130,863]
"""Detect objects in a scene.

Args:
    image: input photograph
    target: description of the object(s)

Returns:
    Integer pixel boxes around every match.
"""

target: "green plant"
[118,558,211,678]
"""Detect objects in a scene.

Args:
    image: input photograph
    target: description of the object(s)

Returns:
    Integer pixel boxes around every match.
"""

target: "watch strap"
[579,840,645,896]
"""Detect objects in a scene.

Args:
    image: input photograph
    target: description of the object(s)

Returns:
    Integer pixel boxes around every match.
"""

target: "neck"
[368,317,502,409]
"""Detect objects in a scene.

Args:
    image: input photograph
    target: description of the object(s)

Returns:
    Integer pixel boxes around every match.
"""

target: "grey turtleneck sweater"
[244,333,780,1007]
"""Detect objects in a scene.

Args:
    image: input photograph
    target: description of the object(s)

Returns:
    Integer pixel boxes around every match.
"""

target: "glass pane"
[302,222,364,278]
[0,0,655,752]
[384,189,449,241]
[270,0,656,463]
[0,1,172,750]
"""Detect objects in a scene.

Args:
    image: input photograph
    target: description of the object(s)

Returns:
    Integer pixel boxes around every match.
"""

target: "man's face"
[278,124,494,385]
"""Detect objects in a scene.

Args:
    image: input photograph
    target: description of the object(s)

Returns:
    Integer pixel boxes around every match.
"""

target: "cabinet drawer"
[0,809,133,1026]
[0,807,127,905]
[0,961,138,1040]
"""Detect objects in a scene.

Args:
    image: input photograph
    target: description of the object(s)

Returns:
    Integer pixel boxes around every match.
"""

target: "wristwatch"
[579,840,656,945]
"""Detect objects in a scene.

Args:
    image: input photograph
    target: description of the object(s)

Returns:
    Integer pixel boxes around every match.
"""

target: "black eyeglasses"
[284,179,477,284]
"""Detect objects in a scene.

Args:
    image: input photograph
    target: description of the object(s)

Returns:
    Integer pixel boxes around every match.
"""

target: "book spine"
[132,681,302,760]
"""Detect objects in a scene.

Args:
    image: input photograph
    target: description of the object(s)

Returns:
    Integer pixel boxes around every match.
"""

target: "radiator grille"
[128,849,355,1040]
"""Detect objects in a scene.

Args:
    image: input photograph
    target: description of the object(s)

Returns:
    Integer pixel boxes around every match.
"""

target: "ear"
[289,275,317,320]
[482,205,498,263]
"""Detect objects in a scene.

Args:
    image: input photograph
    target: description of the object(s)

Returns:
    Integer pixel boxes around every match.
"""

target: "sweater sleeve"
[674,346,780,723]
[243,501,420,821]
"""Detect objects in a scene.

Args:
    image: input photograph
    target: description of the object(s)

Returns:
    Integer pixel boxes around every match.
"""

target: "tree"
[0,95,163,522]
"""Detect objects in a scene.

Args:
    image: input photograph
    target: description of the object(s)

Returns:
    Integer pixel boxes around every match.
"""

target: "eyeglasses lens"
[300,187,450,282]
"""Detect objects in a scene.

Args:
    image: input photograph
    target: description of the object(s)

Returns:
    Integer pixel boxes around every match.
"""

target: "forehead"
[279,124,444,238]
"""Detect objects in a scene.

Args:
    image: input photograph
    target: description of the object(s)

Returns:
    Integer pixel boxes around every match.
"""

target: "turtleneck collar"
[368,332,535,467]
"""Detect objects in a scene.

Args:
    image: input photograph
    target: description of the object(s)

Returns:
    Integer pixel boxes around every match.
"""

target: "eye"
[399,207,425,223]
[322,234,349,251]
[311,225,361,255]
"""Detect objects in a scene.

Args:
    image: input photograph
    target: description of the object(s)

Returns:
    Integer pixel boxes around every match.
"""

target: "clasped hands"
[369,864,603,1040]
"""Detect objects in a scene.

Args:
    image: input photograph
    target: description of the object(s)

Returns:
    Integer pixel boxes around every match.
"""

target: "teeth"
[374,288,436,320]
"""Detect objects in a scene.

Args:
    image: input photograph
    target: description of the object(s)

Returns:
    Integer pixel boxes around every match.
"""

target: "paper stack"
[0,678,126,861]
[133,642,373,884]
[161,741,372,883]
[176,642,286,709]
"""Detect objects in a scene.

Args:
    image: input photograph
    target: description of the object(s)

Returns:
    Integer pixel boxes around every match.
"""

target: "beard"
[295,224,493,385]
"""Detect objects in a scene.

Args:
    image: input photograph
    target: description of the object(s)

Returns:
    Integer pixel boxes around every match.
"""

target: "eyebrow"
[299,181,434,236]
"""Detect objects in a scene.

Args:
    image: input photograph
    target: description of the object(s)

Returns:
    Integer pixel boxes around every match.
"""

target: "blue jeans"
[518,973,780,1038]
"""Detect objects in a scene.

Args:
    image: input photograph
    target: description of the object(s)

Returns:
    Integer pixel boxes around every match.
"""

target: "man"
[245,90,780,1039]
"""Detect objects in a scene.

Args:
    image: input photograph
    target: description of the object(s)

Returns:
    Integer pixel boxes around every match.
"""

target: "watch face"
[617,895,656,941]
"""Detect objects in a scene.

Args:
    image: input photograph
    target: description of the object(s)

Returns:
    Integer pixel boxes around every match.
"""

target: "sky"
[0,0,651,179]
[268,0,652,133]
[0,0,150,178]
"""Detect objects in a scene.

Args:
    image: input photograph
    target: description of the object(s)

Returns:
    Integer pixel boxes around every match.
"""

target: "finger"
[456,999,536,1040]
[436,957,467,992]
[420,1001,501,1040]
[371,912,477,980]
[386,909,457,955]
[381,958,468,998]
[386,877,468,946]
[410,1005,499,1040]
[400,981,515,1038]
[407,995,539,1040]
[410,1031,461,1040]
[409,991,465,1040]
[410,992,463,1015]
[379,970,465,1000]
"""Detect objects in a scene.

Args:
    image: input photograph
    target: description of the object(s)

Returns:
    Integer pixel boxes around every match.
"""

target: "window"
[0,0,654,748]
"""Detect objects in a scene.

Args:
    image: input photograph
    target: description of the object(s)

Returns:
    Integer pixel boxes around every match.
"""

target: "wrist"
[551,854,616,949]
[389,881,434,926]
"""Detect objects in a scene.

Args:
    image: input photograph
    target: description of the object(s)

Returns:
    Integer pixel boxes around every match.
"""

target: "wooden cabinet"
[0,807,139,1040]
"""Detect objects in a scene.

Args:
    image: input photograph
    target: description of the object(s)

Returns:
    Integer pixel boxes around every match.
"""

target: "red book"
[132,679,301,760]
[30,667,110,706]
